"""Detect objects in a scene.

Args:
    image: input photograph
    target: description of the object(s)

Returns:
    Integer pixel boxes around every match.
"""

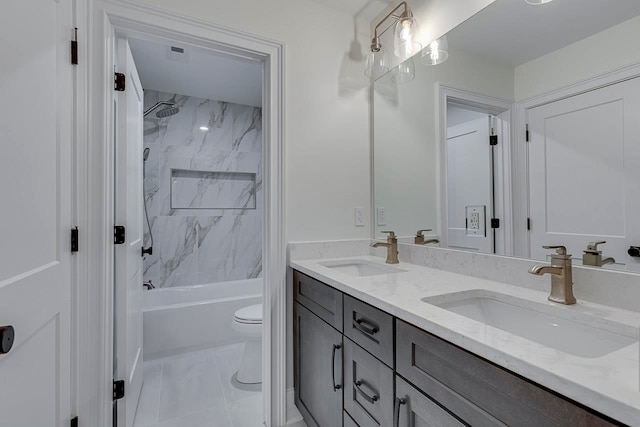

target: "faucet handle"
[416,229,432,237]
[585,241,606,252]
[543,245,567,256]
[381,230,396,239]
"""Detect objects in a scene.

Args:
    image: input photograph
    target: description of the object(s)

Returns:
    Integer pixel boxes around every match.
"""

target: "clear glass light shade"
[391,58,415,84]
[421,36,449,66]
[393,16,422,59]
[525,0,553,4]
[364,49,390,79]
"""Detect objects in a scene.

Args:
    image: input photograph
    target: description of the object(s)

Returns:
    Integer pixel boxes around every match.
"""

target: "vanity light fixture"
[421,35,449,66]
[365,1,421,78]
[525,0,553,4]
[391,58,415,84]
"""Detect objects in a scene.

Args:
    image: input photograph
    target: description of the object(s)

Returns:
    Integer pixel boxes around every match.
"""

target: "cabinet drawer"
[294,270,343,331]
[396,376,464,427]
[343,295,394,366]
[344,337,394,427]
[344,411,359,427]
[396,320,620,427]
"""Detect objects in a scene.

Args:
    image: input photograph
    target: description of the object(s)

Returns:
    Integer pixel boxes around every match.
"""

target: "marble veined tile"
[143,89,262,287]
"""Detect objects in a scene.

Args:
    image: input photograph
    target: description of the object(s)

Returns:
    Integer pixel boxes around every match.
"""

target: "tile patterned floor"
[133,343,263,427]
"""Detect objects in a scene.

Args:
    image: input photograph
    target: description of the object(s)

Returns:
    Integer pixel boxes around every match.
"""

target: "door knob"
[0,325,15,354]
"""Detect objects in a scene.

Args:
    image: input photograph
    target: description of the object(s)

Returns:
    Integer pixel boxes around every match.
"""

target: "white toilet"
[232,303,263,385]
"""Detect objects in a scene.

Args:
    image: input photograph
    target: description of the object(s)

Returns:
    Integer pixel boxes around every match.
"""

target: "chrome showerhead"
[144,101,180,118]
[155,105,180,118]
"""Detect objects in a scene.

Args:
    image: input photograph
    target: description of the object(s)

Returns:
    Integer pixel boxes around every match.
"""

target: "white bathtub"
[143,278,262,359]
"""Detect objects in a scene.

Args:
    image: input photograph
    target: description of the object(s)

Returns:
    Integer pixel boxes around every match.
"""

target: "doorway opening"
[113,34,265,427]
[88,3,286,426]
[438,85,513,256]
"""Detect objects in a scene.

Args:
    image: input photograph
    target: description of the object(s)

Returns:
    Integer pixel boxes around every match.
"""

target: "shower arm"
[144,101,175,117]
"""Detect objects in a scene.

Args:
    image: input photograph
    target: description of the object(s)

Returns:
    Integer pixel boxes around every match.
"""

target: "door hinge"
[489,135,498,146]
[491,218,500,229]
[70,416,78,427]
[525,124,530,142]
[71,227,79,253]
[114,72,126,91]
[71,27,78,65]
[114,226,126,245]
[113,380,125,400]
[527,217,531,230]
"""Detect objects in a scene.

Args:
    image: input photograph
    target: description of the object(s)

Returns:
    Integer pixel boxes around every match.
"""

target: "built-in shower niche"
[170,168,256,210]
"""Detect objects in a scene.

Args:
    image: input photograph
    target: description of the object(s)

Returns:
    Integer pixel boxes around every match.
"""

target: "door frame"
[513,61,640,258]
[437,84,514,256]
[80,1,286,425]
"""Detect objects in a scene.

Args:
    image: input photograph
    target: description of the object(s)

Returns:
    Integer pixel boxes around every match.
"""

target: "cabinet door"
[294,302,343,427]
[343,338,394,427]
[396,376,464,427]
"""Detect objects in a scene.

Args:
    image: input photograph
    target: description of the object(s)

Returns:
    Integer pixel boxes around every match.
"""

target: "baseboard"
[286,388,306,426]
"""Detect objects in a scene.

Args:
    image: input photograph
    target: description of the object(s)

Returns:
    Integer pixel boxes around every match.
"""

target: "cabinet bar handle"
[332,344,342,391]
[393,397,407,427]
[354,317,379,335]
[354,380,379,404]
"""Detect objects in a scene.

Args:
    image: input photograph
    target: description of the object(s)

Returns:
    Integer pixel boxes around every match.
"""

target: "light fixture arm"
[370,1,412,52]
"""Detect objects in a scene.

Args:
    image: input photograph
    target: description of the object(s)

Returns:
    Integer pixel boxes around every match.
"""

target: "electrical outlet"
[355,207,365,226]
[377,207,386,226]
[469,212,480,230]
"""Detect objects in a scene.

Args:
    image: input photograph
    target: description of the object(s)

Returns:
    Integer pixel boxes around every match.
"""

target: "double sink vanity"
[291,251,640,426]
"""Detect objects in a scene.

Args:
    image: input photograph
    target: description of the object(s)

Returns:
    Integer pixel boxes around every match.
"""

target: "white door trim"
[81,1,286,425]
[513,61,640,258]
[437,84,514,256]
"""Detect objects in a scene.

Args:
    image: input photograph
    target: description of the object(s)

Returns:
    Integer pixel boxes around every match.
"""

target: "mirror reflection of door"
[527,77,640,270]
[446,104,496,253]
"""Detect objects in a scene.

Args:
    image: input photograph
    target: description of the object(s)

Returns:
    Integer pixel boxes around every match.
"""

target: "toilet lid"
[234,303,263,324]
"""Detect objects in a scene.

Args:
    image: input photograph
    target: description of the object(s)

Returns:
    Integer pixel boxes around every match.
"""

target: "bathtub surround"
[143,90,263,288]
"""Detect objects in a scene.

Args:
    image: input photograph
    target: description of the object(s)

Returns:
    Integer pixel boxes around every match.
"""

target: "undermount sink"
[319,259,406,277]
[422,290,637,358]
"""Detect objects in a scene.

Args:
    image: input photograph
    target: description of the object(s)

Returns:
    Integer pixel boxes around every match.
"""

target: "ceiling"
[310,0,392,21]
[447,0,640,67]
[128,37,262,107]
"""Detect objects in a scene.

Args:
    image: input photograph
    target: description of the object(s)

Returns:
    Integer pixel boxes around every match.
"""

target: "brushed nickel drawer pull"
[355,380,379,404]
[354,317,379,335]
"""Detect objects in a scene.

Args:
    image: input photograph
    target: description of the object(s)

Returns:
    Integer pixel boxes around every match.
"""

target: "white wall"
[515,14,640,101]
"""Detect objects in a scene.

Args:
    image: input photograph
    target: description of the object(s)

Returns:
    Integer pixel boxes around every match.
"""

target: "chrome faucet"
[528,245,576,305]
[414,229,439,245]
[371,231,399,264]
[582,241,615,267]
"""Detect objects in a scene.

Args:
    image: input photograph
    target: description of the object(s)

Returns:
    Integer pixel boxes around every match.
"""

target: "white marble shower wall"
[143,90,262,288]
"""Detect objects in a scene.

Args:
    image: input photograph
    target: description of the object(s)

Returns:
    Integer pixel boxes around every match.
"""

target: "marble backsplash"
[143,90,262,288]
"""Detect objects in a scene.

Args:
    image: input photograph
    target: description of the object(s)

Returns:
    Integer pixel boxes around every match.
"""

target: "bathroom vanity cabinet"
[293,270,622,427]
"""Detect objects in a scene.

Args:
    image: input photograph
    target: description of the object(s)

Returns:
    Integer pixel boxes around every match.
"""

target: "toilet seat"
[233,303,262,325]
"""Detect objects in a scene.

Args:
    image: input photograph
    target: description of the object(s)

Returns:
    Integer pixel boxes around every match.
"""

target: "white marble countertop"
[290,256,640,426]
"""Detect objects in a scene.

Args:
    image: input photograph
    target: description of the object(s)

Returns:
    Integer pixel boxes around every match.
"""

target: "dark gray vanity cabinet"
[294,302,343,427]
[293,270,623,427]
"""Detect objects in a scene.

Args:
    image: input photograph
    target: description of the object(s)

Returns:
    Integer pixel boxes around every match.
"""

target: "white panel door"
[114,38,144,427]
[528,77,640,268]
[0,1,73,426]
[447,116,494,253]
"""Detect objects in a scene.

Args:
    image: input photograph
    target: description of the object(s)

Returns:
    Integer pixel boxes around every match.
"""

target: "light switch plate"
[377,207,386,226]
[355,207,365,226]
